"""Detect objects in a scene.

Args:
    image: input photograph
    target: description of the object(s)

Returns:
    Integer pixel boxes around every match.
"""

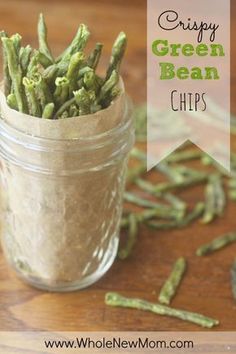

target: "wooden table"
[0,0,235,332]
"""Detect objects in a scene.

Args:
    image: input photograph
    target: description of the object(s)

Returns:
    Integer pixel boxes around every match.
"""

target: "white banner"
[147,0,230,171]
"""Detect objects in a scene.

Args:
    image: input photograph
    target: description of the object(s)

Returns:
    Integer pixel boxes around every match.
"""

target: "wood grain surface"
[0,0,236,332]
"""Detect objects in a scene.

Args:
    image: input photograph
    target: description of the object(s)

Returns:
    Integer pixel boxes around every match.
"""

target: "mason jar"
[0,96,134,292]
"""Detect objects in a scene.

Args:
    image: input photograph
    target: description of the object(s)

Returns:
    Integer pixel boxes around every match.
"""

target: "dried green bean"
[146,219,179,231]
[0,31,11,95]
[124,190,186,217]
[179,202,204,225]
[126,164,146,185]
[56,54,71,76]
[157,162,185,182]
[87,89,96,101]
[54,96,76,118]
[54,76,70,107]
[106,31,127,79]
[162,193,187,213]
[42,102,54,119]
[140,207,184,222]
[109,86,120,101]
[202,179,217,224]
[6,93,18,110]
[68,103,78,117]
[87,42,103,70]
[33,72,53,109]
[231,262,236,299]
[37,51,53,68]
[136,174,207,194]
[124,191,166,209]
[202,175,225,224]
[42,64,59,86]
[11,33,22,54]
[74,87,91,115]
[59,110,69,119]
[196,232,236,256]
[212,175,225,215]
[90,102,102,114]
[158,257,187,305]
[83,70,100,93]
[166,149,203,163]
[2,37,27,113]
[66,51,85,92]
[131,148,206,184]
[37,13,54,63]
[118,214,138,260]
[27,50,40,77]
[99,70,119,106]
[147,202,204,230]
[174,165,207,179]
[105,292,219,328]
[133,178,162,194]
[78,66,93,79]
[122,204,184,228]
[56,24,90,63]
[19,45,32,75]
[201,155,229,177]
[22,77,41,117]
[130,147,146,161]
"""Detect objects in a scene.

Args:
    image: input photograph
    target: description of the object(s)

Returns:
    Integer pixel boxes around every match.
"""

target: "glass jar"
[0,98,134,292]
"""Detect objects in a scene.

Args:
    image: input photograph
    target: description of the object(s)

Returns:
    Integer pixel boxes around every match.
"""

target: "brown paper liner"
[0,81,132,287]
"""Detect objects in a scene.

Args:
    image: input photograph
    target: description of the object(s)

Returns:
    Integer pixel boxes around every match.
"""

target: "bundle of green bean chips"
[0,14,131,287]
